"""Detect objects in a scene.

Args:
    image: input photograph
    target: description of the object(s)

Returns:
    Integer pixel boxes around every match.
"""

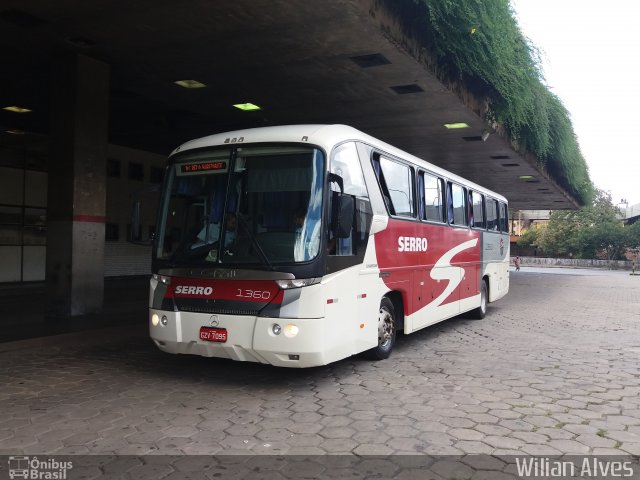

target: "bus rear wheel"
[365,297,396,360]
[471,279,488,319]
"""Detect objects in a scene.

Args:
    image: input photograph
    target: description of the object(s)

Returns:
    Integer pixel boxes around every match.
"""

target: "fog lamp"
[272,324,282,335]
[161,315,168,326]
[284,324,299,338]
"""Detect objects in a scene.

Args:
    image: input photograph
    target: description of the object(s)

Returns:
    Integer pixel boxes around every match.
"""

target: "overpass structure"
[0,0,581,315]
[624,203,640,225]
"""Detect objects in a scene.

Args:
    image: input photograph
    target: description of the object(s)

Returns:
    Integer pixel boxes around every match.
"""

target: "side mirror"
[333,193,355,239]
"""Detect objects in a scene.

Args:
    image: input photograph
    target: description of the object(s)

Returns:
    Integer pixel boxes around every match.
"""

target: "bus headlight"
[152,274,171,285]
[275,278,320,289]
[151,313,160,326]
[161,315,168,326]
[272,324,282,335]
[284,324,299,338]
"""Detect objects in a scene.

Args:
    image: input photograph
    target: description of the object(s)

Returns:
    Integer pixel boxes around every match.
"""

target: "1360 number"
[236,289,271,300]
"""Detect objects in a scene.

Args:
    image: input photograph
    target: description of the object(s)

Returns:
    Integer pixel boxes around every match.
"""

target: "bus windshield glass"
[155,145,324,267]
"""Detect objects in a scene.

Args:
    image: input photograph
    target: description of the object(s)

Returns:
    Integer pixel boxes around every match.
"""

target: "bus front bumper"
[149,309,331,368]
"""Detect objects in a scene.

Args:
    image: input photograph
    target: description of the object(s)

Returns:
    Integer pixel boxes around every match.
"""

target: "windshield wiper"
[233,213,275,271]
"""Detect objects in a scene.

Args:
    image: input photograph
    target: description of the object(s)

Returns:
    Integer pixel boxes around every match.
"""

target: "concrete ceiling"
[0,0,577,210]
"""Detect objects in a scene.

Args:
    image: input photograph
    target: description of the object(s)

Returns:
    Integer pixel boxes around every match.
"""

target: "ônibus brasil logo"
[8,456,73,480]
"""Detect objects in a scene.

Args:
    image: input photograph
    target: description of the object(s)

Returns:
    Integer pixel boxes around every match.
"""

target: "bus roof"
[172,124,507,203]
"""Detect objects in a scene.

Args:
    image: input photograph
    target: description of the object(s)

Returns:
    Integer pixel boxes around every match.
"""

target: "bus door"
[327,143,373,351]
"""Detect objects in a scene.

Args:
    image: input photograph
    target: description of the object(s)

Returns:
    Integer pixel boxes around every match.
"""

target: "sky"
[510,0,640,208]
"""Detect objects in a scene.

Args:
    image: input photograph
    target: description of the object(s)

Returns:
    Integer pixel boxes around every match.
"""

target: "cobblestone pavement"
[1,268,639,456]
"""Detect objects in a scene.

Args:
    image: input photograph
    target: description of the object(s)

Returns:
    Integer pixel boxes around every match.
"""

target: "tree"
[516,225,541,248]
[535,189,630,260]
[536,209,581,257]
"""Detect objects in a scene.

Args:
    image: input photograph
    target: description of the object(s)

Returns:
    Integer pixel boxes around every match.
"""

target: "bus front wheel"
[365,297,396,360]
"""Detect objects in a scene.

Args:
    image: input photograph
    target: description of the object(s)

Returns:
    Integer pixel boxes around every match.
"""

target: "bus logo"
[8,457,73,479]
[429,238,479,308]
[8,456,29,479]
[398,236,428,252]
[174,285,213,295]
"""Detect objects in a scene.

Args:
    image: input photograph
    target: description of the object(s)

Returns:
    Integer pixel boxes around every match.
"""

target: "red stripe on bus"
[166,277,283,305]
[375,219,481,316]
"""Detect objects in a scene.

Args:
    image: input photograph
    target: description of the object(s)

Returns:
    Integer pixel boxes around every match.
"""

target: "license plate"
[199,326,228,343]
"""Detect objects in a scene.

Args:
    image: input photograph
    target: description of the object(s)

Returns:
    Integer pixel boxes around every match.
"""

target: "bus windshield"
[155,145,324,267]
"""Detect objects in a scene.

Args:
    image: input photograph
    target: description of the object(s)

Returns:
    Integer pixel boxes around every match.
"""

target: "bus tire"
[471,279,488,319]
[365,297,396,360]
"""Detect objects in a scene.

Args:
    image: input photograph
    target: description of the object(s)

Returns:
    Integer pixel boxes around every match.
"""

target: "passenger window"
[448,183,467,226]
[486,198,498,231]
[471,191,485,229]
[330,143,368,197]
[378,156,414,217]
[329,142,371,257]
[499,202,509,233]
[420,172,445,222]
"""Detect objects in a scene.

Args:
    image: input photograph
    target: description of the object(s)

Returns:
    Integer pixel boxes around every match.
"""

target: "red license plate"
[199,326,228,343]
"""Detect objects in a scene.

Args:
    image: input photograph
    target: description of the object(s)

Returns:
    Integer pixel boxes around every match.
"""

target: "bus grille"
[175,299,261,316]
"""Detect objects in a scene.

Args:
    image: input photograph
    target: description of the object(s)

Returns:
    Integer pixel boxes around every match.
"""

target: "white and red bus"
[145,125,509,367]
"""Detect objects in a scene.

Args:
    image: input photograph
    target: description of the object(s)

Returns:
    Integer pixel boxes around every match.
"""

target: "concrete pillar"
[46,54,109,318]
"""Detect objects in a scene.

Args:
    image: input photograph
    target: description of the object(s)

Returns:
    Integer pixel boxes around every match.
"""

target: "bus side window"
[499,202,509,233]
[417,172,425,220]
[446,182,454,224]
[486,198,498,230]
[371,154,394,215]
[471,191,485,229]
[330,143,368,197]
[377,156,414,218]
[421,171,445,222]
[449,182,467,226]
[330,142,370,256]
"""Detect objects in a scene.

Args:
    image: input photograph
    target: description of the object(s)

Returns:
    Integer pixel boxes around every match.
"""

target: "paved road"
[1,267,639,456]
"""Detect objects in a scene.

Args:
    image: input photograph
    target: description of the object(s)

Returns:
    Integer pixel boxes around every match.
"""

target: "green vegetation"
[405,0,594,204]
[518,190,640,259]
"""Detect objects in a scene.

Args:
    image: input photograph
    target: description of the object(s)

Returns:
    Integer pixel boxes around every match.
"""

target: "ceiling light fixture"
[5,129,25,135]
[233,103,261,111]
[443,123,469,129]
[350,53,391,68]
[174,79,206,89]
[3,105,31,113]
[519,175,534,180]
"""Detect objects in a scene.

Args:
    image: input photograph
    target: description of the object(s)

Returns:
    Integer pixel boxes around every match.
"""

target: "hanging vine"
[404,0,593,204]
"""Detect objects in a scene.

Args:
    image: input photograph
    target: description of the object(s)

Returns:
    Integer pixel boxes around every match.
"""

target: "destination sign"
[180,161,227,173]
